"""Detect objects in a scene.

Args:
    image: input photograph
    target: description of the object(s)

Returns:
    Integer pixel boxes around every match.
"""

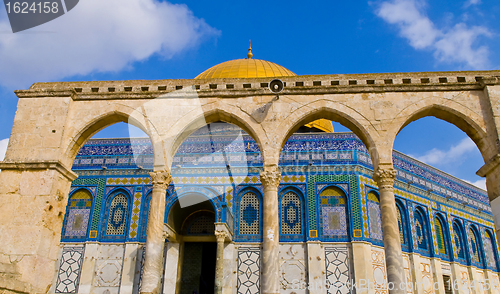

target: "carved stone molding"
[148,170,172,190]
[373,167,397,190]
[260,166,281,190]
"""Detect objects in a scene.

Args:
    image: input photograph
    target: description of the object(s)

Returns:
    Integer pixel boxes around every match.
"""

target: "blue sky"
[1,0,498,188]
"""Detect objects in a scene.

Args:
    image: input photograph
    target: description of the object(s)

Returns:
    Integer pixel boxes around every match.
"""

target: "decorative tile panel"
[371,246,388,294]
[325,245,351,294]
[420,258,433,294]
[239,192,260,235]
[237,247,260,294]
[55,246,85,293]
[281,191,302,235]
[129,190,142,238]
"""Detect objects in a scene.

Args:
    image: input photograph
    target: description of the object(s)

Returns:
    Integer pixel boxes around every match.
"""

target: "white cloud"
[0,138,8,161]
[464,0,481,8]
[375,0,491,69]
[471,178,486,190]
[415,137,476,165]
[0,0,219,87]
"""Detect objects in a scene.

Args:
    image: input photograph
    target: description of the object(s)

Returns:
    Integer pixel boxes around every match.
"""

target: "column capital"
[373,167,397,190]
[148,170,172,190]
[214,230,228,243]
[260,165,281,190]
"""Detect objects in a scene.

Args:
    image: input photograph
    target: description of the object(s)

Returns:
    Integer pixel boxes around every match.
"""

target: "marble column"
[140,170,172,294]
[373,167,406,294]
[260,165,281,294]
[214,229,227,294]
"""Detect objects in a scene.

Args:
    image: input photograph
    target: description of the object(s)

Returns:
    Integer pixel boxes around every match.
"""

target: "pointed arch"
[236,187,263,241]
[279,187,305,241]
[395,198,409,249]
[101,189,132,242]
[469,225,483,265]
[367,190,383,243]
[414,207,430,252]
[483,229,498,270]
[433,213,449,257]
[452,220,467,262]
[61,188,94,241]
[319,186,350,240]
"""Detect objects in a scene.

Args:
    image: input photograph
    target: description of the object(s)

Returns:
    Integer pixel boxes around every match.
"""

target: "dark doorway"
[180,242,216,294]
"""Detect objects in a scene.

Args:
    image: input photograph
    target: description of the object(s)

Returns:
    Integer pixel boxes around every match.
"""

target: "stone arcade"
[1,52,500,294]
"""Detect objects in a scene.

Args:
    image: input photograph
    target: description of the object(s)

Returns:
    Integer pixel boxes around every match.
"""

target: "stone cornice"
[15,71,500,100]
[0,160,78,181]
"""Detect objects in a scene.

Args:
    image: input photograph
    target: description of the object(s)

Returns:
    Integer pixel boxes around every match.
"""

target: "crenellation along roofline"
[13,70,500,99]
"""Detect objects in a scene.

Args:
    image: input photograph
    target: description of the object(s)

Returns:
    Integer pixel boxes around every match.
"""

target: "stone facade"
[1,70,500,293]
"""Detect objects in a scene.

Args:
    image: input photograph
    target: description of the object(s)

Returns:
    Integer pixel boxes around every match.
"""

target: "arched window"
[320,187,349,239]
[484,230,498,269]
[453,222,466,261]
[104,192,130,240]
[280,191,303,236]
[396,202,406,245]
[414,208,429,251]
[469,226,482,264]
[140,192,152,241]
[434,216,447,255]
[367,191,383,242]
[63,189,93,240]
[239,192,260,235]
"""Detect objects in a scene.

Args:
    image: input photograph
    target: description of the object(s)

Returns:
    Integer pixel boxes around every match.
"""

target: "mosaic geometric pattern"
[414,209,428,251]
[484,231,497,269]
[281,192,302,235]
[239,192,260,235]
[325,246,350,294]
[237,247,260,294]
[65,209,91,237]
[63,190,92,239]
[469,227,482,264]
[129,190,142,239]
[397,206,405,244]
[453,223,466,260]
[367,192,383,241]
[55,246,85,293]
[320,187,349,238]
[71,178,106,232]
[434,217,446,254]
[322,207,348,237]
[187,215,215,235]
[371,246,388,294]
[308,175,359,235]
[106,194,129,235]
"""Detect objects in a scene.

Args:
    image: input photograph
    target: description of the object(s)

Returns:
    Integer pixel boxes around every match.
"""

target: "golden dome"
[195,42,296,79]
[195,59,297,79]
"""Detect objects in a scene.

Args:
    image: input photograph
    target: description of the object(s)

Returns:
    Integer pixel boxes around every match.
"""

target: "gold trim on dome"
[195,58,296,79]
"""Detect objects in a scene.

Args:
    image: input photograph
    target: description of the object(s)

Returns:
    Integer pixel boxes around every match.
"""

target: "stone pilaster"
[260,165,281,294]
[373,167,406,294]
[140,170,172,294]
[214,229,228,294]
